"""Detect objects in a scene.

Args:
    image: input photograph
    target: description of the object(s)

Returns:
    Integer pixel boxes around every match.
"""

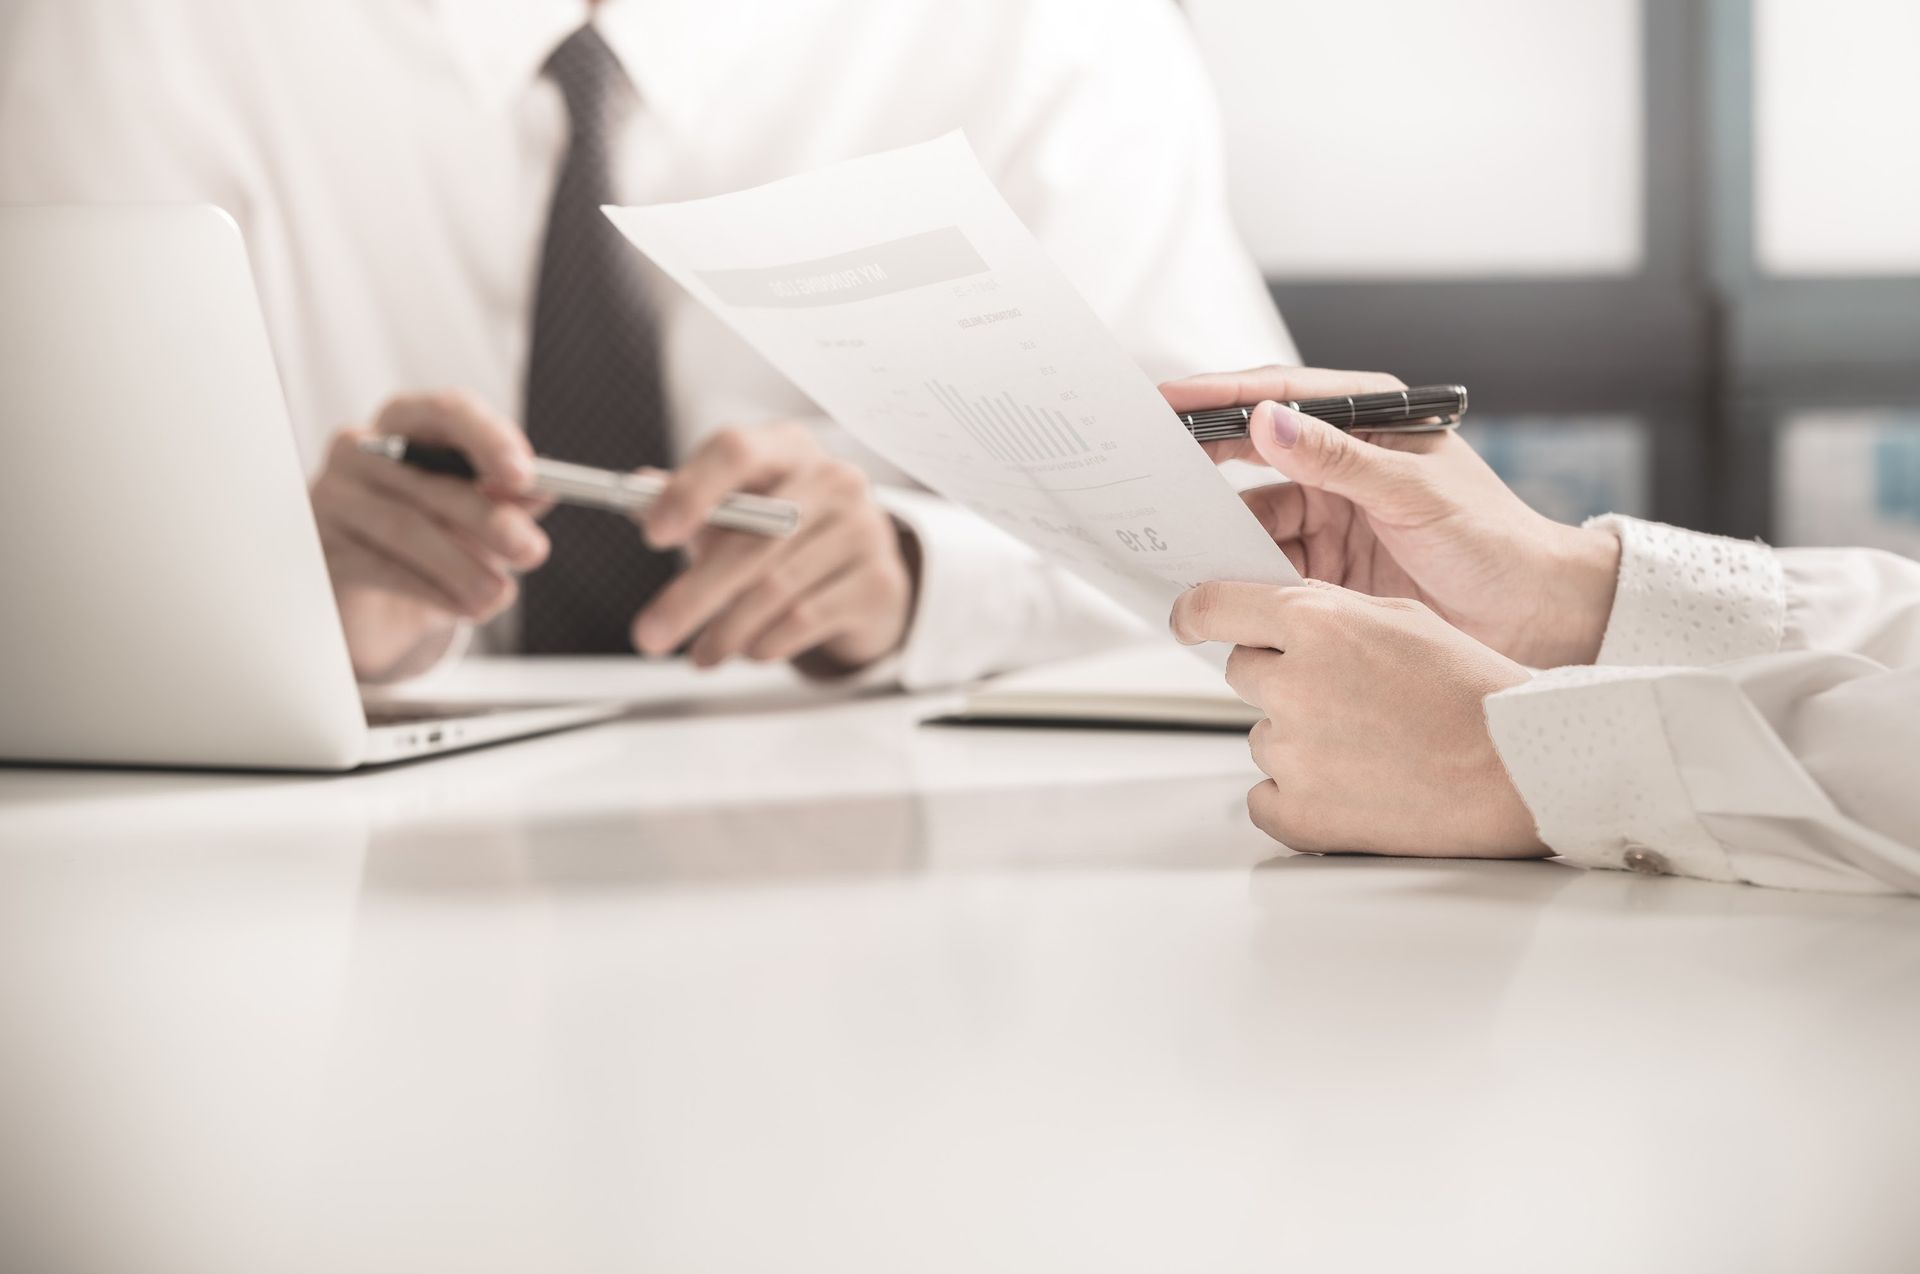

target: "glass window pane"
[1754,0,1920,276]
[1189,0,1643,278]
[1459,417,1650,523]
[1776,412,1920,553]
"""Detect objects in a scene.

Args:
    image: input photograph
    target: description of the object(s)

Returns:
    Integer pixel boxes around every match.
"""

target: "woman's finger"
[1160,365,1406,416]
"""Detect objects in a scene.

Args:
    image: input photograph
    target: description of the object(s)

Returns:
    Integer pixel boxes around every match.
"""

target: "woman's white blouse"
[1486,516,1920,894]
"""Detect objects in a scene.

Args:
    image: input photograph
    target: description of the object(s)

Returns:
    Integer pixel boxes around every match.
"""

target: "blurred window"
[1754,0,1920,277]
[1189,0,1643,278]
[1460,418,1650,523]
[1776,414,1920,554]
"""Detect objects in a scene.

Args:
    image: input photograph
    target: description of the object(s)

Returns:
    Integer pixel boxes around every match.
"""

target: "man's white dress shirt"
[1488,516,1920,895]
[0,0,1295,686]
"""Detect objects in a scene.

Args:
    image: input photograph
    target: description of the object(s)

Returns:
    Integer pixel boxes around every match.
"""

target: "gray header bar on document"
[698,227,989,309]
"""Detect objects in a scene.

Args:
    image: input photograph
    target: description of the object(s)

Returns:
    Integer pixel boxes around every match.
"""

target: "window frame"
[1247,0,1920,540]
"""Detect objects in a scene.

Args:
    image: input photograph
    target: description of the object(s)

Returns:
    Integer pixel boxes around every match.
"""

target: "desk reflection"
[6,695,1918,1274]
[360,771,1269,897]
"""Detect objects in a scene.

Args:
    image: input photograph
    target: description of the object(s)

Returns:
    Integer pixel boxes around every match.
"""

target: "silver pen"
[355,436,801,539]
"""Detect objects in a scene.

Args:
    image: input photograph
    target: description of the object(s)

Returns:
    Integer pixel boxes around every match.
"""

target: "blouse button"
[1623,844,1671,875]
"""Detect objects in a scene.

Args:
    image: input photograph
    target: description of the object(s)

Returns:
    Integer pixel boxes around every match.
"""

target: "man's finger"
[637,452,856,649]
[745,565,873,662]
[630,526,793,654]
[687,517,858,666]
[640,423,816,548]
[322,479,514,619]
[374,391,535,495]
[319,527,464,613]
[344,437,548,568]
[321,531,471,616]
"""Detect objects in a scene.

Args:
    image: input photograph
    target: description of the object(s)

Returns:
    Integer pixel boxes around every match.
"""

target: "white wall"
[1187,0,1643,278]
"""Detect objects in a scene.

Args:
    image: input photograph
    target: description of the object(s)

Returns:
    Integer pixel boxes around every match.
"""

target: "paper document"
[604,133,1298,627]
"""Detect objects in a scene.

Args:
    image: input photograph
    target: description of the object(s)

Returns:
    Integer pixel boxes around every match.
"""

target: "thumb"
[1248,400,1418,506]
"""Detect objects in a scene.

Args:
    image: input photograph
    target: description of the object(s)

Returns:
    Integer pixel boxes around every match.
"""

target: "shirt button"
[1623,844,1670,875]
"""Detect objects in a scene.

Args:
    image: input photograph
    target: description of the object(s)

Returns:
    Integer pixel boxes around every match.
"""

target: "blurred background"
[1188,0,1920,550]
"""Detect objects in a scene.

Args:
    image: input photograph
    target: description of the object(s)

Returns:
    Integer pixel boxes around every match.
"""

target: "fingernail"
[1258,401,1301,449]
[1167,592,1195,645]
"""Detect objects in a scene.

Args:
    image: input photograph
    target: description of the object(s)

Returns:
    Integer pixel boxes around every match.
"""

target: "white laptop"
[0,204,623,770]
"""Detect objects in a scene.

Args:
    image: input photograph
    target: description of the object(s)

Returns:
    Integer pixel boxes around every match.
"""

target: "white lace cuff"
[1485,664,1739,883]
[1586,515,1785,667]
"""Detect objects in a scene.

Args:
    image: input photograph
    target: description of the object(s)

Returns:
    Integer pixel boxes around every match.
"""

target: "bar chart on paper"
[924,380,1091,463]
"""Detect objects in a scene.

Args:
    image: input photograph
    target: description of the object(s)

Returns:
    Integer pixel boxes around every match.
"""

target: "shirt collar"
[432,0,815,135]
[433,0,586,106]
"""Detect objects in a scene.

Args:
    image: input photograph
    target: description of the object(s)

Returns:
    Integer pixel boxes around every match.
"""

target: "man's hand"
[311,392,548,681]
[629,422,914,673]
[1171,580,1546,859]
[1162,366,1622,668]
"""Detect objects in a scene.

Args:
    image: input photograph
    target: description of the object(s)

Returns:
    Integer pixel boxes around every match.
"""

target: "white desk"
[2,652,1916,1274]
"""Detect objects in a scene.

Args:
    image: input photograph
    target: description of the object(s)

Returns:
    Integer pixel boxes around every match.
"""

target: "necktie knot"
[543,24,631,138]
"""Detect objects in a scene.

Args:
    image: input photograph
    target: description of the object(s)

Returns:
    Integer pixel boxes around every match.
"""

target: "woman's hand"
[1171,580,1546,859]
[1163,366,1621,668]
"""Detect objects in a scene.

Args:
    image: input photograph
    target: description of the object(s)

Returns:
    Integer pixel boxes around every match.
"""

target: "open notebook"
[926,641,1260,732]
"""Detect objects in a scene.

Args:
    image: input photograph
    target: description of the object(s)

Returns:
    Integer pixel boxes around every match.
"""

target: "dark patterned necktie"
[519,24,679,654]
